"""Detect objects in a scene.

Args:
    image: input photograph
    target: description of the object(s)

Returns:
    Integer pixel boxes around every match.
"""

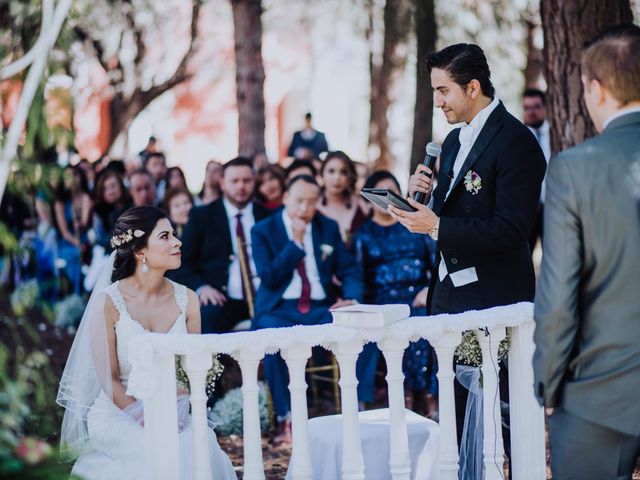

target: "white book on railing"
[331,304,410,328]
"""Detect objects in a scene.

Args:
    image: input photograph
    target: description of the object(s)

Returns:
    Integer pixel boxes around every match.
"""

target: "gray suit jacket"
[533,111,640,436]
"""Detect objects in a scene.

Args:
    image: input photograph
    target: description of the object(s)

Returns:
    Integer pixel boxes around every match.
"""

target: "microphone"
[414,142,442,204]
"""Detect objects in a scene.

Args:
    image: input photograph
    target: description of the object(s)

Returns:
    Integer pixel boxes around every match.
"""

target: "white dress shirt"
[445,96,500,200]
[281,211,326,300]
[439,97,499,287]
[527,120,551,202]
[223,197,259,300]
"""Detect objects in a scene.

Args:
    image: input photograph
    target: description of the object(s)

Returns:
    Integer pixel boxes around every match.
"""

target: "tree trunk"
[101,0,202,156]
[540,0,632,154]
[523,14,544,88]
[231,0,266,158]
[368,0,412,171]
[409,0,436,175]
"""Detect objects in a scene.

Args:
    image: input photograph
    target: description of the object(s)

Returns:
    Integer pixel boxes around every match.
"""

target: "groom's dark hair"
[425,43,495,98]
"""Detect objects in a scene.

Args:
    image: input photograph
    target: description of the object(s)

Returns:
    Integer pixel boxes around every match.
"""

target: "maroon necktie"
[235,213,255,301]
[296,258,311,314]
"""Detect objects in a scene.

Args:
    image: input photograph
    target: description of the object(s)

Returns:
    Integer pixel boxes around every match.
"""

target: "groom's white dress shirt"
[439,96,499,288]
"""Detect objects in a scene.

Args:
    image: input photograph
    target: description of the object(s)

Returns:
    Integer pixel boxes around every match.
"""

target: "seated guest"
[76,158,96,192]
[164,187,194,238]
[108,168,156,228]
[143,152,167,203]
[284,159,317,181]
[251,174,363,444]
[163,188,194,284]
[53,165,92,294]
[165,166,189,192]
[197,160,222,206]
[256,165,286,209]
[93,169,130,250]
[129,169,157,207]
[180,157,273,333]
[353,171,437,415]
[34,170,59,299]
[317,151,368,246]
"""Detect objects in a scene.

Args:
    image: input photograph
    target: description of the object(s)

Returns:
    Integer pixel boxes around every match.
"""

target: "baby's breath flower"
[455,330,510,367]
[175,354,224,399]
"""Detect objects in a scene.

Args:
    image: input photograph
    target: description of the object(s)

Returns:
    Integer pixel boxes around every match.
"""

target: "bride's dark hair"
[111,206,168,282]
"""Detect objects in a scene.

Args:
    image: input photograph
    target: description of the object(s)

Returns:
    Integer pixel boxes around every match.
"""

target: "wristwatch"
[429,218,440,241]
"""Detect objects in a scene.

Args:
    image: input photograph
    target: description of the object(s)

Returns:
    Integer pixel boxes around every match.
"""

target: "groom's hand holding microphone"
[389,142,441,238]
[408,164,434,201]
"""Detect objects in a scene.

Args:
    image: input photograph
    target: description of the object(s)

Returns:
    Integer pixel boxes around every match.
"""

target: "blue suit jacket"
[251,211,363,319]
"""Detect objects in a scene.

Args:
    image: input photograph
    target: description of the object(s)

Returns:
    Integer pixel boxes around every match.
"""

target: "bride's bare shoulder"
[94,290,119,327]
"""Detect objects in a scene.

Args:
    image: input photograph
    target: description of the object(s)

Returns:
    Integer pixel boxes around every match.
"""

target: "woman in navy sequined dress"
[353,171,438,413]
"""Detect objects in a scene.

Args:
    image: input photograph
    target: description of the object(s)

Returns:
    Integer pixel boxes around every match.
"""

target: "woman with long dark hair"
[57,206,237,479]
[316,151,367,245]
[93,169,130,250]
[197,160,223,206]
[255,164,286,208]
[165,166,189,192]
[53,165,92,294]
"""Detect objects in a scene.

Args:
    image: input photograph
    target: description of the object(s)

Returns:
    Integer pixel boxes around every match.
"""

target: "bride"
[57,206,237,480]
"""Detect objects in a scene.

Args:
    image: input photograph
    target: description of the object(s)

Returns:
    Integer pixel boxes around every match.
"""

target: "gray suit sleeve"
[532,155,583,408]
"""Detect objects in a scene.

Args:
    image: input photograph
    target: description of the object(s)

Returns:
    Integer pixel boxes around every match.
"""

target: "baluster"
[478,326,506,480]
[380,336,411,480]
[183,352,214,480]
[236,348,266,480]
[334,339,365,480]
[282,344,313,480]
[508,321,545,480]
[144,351,180,480]
[433,332,462,480]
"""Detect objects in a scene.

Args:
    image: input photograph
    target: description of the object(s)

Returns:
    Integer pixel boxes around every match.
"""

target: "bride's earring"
[141,257,148,273]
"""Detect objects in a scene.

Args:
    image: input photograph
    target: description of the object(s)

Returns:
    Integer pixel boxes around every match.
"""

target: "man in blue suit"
[251,174,363,444]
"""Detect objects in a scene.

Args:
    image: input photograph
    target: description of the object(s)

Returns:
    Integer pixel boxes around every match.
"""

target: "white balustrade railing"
[127,302,545,480]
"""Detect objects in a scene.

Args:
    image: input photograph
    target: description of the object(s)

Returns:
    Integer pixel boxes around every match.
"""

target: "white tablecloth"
[286,408,440,479]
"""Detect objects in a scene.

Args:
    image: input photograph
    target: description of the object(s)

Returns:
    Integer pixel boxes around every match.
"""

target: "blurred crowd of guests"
[0,111,437,436]
[0,90,555,443]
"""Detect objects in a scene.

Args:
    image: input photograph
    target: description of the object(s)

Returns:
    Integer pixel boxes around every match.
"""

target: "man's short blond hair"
[581,25,640,105]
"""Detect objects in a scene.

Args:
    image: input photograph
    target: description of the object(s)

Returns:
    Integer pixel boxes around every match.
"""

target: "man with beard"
[180,157,273,333]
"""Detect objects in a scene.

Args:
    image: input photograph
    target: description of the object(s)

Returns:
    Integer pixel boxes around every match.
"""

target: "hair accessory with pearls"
[110,229,145,249]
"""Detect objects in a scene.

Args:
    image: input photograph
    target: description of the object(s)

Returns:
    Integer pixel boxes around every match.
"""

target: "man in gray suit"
[533,25,640,479]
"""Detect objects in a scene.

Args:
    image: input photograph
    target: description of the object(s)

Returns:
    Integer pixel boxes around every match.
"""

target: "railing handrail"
[128,302,534,360]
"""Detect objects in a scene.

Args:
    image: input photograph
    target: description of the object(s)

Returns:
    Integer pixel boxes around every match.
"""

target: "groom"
[251,174,363,443]
[389,43,546,445]
[533,25,640,479]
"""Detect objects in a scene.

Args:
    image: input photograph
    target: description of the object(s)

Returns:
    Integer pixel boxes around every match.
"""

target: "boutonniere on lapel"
[464,170,482,195]
[320,243,334,261]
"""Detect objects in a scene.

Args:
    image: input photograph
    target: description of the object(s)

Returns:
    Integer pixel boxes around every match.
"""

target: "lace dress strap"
[172,281,188,316]
[104,282,128,321]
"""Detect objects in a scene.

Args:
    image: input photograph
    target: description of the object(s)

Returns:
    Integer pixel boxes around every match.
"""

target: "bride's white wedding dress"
[70,280,237,480]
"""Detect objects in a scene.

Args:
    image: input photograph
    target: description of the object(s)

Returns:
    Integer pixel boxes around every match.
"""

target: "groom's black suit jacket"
[427,101,547,312]
[179,198,273,293]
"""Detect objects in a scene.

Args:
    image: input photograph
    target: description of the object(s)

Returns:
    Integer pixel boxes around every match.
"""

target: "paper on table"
[331,304,410,328]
